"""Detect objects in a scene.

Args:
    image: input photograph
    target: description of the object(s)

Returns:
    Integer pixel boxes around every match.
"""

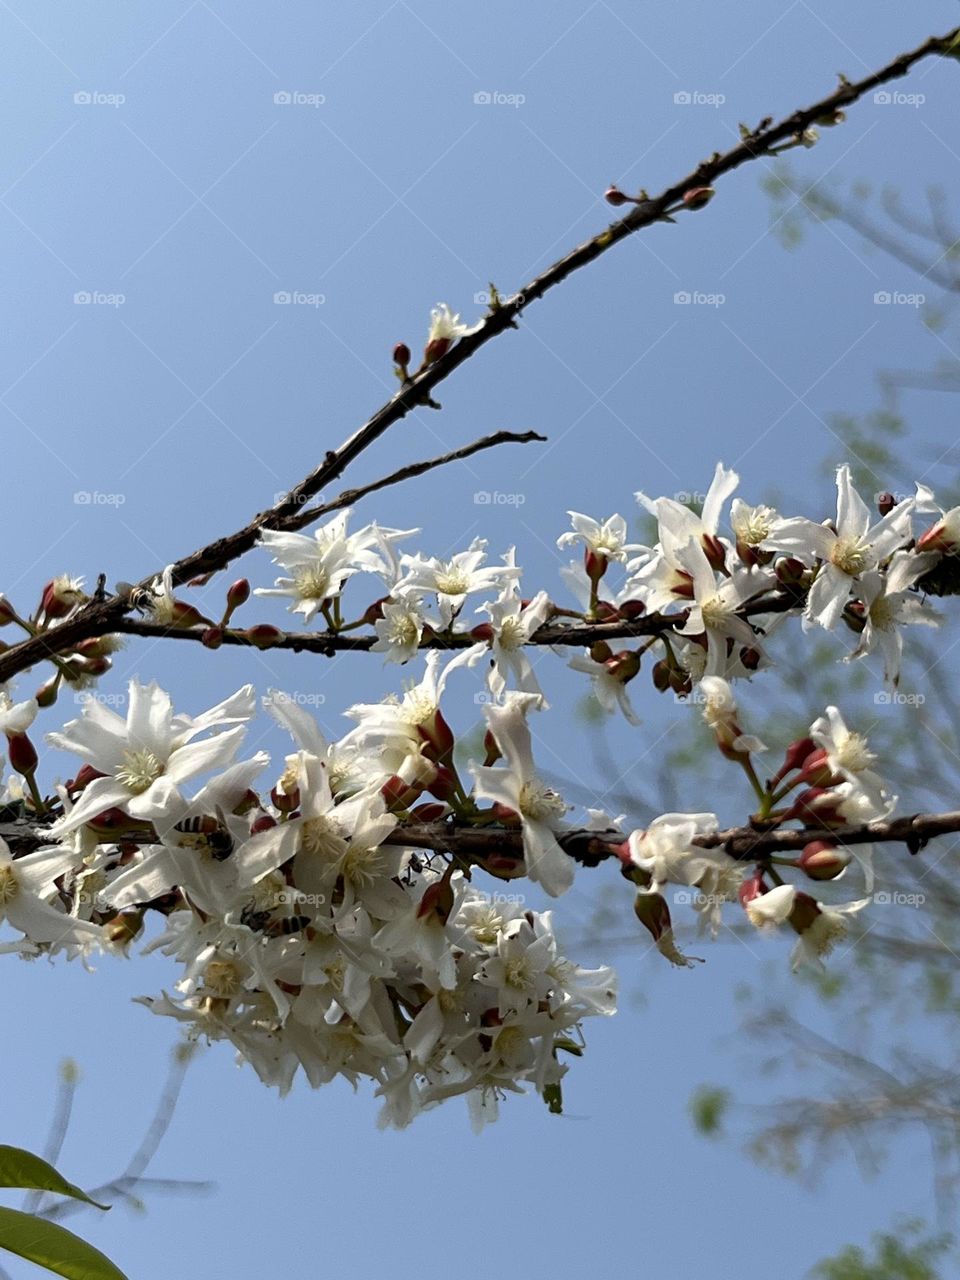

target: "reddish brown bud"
[423,336,451,364]
[619,598,646,619]
[651,659,671,693]
[775,557,807,586]
[226,579,250,610]
[738,872,766,909]
[0,597,16,626]
[470,623,495,642]
[245,624,282,650]
[249,814,278,835]
[271,784,299,813]
[410,802,448,822]
[425,764,458,803]
[701,533,726,572]
[604,184,632,207]
[483,728,502,767]
[682,186,715,210]
[71,763,106,793]
[202,627,224,650]
[35,676,60,708]
[416,876,455,925]
[418,708,455,761]
[799,839,851,881]
[585,549,609,583]
[876,492,895,517]
[393,342,411,367]
[590,640,613,663]
[7,733,37,776]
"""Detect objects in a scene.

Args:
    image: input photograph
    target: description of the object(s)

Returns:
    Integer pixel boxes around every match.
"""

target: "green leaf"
[0,1206,128,1280]
[0,1146,108,1210]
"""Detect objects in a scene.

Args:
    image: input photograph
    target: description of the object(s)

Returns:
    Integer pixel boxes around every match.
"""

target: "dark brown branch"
[112,589,799,653]
[282,429,546,533]
[0,24,954,685]
[3,810,959,865]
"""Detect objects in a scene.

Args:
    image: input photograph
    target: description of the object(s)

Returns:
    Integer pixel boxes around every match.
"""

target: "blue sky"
[2,2,959,1276]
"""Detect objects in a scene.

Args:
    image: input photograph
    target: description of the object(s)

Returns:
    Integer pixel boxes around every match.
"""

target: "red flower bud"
[35,676,59,708]
[682,186,715,210]
[604,184,632,207]
[226,579,250,610]
[0,597,16,626]
[876,492,895,517]
[7,733,37,776]
[202,627,224,650]
[799,839,851,881]
[393,342,411,367]
[249,814,277,835]
[244,624,282,650]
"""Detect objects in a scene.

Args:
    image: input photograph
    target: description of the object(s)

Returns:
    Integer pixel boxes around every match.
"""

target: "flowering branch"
[0,25,954,685]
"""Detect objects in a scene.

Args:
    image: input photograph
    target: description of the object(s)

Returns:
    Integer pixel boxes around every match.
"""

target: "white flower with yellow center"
[845,551,940,687]
[470,692,573,897]
[0,839,102,953]
[394,538,520,627]
[47,677,250,834]
[762,464,914,630]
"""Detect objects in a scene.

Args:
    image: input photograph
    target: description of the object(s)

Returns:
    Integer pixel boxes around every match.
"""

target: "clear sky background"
[2,2,959,1277]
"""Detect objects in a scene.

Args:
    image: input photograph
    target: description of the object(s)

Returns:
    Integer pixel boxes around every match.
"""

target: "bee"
[115,581,158,613]
[263,914,311,939]
[238,900,310,938]
[173,812,234,860]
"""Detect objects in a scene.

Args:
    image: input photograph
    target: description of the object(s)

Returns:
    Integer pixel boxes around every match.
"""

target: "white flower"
[730,499,778,548]
[637,462,739,555]
[0,689,38,737]
[256,511,410,624]
[744,882,796,931]
[567,651,640,725]
[470,693,573,897]
[371,598,425,664]
[476,578,553,700]
[0,840,102,953]
[394,539,520,628]
[673,537,765,674]
[47,678,250,834]
[763,465,914,630]
[556,513,646,563]
[810,705,891,814]
[845,551,940,687]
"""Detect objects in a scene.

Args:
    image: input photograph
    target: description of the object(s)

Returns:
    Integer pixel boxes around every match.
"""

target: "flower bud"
[470,623,495,642]
[798,747,839,787]
[410,802,448,822]
[604,184,632,207]
[393,342,411,367]
[786,786,844,827]
[423,336,451,365]
[917,507,960,553]
[737,872,766,909]
[360,596,388,626]
[6,733,37,776]
[271,783,299,813]
[70,763,106,793]
[701,533,726,572]
[618,598,646,619]
[40,576,87,619]
[774,556,807,586]
[876,492,895,517]
[651,659,672,693]
[416,875,455,925]
[0,597,16,626]
[202,626,224,650]
[799,839,851,881]
[590,640,613,663]
[682,186,715,210]
[425,764,458,803]
[35,676,60,708]
[417,707,455,761]
[585,549,609,583]
[250,814,277,835]
[226,578,250,610]
[477,852,525,880]
[606,649,641,685]
[245,624,282,650]
[482,728,501,767]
